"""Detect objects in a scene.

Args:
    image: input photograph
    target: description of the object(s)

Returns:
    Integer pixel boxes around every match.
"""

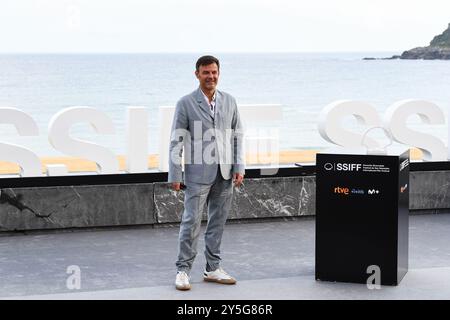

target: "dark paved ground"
[1,214,450,299]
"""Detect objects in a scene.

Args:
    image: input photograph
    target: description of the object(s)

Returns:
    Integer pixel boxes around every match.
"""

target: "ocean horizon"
[0,52,449,157]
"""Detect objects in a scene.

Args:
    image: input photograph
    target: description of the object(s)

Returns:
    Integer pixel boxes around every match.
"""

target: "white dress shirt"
[201,89,216,117]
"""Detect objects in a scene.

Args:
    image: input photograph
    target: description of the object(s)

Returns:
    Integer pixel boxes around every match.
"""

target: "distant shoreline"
[364,23,450,60]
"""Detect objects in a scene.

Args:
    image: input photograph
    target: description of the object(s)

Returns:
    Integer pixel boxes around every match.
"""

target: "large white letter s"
[48,107,119,174]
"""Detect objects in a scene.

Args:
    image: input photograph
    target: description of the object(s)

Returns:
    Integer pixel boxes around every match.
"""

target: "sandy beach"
[0,149,423,175]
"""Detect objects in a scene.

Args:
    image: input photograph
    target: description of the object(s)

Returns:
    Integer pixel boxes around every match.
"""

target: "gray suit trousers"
[176,166,233,273]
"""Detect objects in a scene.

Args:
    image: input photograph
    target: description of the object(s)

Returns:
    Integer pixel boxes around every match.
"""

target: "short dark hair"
[196,55,220,72]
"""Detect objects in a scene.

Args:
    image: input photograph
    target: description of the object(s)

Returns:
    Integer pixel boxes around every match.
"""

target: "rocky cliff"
[364,23,450,60]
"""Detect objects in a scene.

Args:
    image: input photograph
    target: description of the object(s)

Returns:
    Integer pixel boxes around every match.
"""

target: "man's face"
[195,63,219,92]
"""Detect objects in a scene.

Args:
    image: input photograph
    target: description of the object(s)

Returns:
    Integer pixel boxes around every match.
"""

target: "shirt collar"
[201,89,216,105]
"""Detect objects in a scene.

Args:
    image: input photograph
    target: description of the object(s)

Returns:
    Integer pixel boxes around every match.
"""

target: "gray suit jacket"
[168,88,245,184]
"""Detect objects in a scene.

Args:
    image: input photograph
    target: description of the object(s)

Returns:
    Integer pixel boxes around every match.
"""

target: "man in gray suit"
[168,55,245,291]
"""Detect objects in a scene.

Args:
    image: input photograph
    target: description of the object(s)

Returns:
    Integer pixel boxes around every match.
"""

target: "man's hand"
[172,182,181,191]
[233,173,244,187]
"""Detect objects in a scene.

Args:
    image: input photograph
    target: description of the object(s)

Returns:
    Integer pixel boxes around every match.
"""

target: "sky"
[1,0,450,53]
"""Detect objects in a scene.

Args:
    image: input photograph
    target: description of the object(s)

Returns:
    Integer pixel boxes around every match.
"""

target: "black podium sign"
[315,150,409,286]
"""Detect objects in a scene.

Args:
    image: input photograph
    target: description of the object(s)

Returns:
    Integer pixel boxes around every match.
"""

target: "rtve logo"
[324,163,362,172]
[334,186,349,195]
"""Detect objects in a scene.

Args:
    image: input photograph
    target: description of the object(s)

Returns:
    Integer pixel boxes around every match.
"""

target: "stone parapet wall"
[0,171,448,232]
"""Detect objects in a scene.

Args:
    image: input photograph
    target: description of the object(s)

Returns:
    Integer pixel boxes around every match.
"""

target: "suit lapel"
[195,88,215,121]
[214,90,222,121]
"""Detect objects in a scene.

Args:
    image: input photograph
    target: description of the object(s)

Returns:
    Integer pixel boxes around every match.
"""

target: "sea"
[1,52,450,157]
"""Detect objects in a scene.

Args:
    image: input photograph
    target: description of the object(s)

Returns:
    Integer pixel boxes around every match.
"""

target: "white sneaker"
[203,267,237,285]
[175,271,191,290]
